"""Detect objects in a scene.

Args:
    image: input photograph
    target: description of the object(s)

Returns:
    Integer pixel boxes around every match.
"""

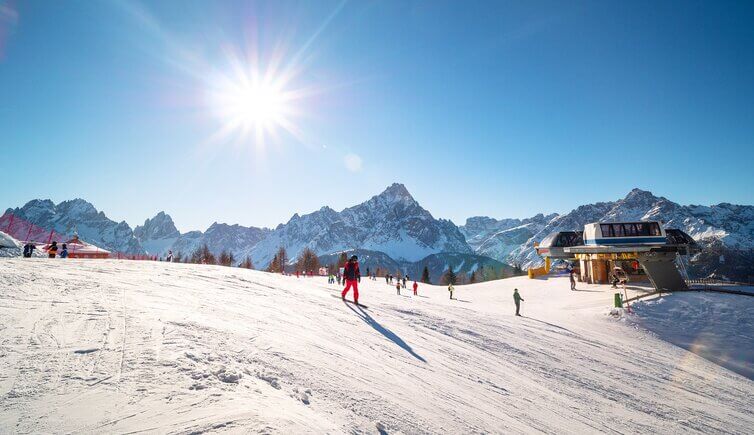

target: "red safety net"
[0,212,71,245]
[0,212,159,261]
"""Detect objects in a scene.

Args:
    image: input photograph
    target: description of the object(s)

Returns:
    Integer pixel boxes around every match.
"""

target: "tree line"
[176,244,527,285]
[170,244,254,269]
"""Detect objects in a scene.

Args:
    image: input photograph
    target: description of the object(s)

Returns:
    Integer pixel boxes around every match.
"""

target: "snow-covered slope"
[4,199,143,254]
[461,189,754,271]
[1,259,751,433]
[249,183,472,268]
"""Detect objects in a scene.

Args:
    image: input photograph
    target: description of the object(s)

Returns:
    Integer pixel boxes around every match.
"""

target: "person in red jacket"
[412,281,418,296]
[341,255,361,304]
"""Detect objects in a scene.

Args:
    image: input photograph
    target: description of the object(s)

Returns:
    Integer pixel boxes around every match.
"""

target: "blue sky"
[1,0,753,232]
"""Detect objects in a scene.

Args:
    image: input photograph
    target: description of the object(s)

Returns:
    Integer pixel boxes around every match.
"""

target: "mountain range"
[3,185,753,281]
[460,188,754,275]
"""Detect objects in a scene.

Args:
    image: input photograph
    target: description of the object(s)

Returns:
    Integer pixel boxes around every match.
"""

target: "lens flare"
[206,52,308,151]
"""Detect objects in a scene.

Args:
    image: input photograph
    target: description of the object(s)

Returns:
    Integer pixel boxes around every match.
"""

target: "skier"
[448,283,454,300]
[166,250,174,262]
[396,281,401,295]
[413,281,418,296]
[23,243,35,258]
[336,273,342,286]
[385,274,389,285]
[569,269,576,291]
[513,288,524,316]
[59,243,68,259]
[402,276,407,289]
[47,241,58,258]
[341,255,361,304]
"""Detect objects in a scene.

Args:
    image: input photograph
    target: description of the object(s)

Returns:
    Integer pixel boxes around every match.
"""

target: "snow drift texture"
[0,259,752,433]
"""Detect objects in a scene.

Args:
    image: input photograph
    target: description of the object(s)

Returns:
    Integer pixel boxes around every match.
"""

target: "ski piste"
[332,294,368,309]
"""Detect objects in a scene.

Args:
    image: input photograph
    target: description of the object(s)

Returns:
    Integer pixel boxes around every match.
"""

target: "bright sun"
[207,59,305,149]
[220,81,286,129]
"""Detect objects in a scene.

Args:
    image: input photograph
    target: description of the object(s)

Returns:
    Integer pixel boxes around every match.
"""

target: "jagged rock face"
[4,199,143,254]
[134,212,180,242]
[134,212,181,256]
[249,183,473,268]
[460,214,557,261]
[461,189,754,270]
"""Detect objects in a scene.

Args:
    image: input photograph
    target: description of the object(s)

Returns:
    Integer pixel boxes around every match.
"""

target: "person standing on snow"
[47,241,58,258]
[569,269,576,291]
[448,283,454,300]
[413,281,418,296]
[341,255,361,304]
[59,243,68,258]
[402,276,407,289]
[23,243,35,258]
[166,250,174,262]
[513,288,524,316]
[396,281,401,295]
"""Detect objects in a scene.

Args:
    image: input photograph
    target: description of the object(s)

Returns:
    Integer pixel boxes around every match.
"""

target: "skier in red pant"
[341,255,361,304]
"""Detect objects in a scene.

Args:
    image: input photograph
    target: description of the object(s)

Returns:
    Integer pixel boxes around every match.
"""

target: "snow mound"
[0,260,751,433]
[0,231,20,249]
[0,231,23,257]
[630,292,754,379]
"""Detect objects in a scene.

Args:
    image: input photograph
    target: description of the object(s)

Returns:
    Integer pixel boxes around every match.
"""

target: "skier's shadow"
[344,302,427,363]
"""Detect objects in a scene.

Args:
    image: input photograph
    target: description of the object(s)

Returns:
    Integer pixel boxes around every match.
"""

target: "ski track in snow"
[0,258,752,434]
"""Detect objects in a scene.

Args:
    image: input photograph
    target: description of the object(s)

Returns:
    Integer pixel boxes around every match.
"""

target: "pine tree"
[443,264,457,285]
[218,250,231,266]
[421,265,430,284]
[240,256,254,269]
[173,251,183,263]
[267,254,280,272]
[276,247,288,273]
[190,244,216,265]
[296,248,320,274]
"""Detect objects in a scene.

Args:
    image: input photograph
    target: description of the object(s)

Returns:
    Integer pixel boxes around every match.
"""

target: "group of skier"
[22,241,68,258]
[337,255,525,316]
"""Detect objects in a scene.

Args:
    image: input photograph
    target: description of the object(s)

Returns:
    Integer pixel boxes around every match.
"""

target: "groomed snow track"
[0,259,752,434]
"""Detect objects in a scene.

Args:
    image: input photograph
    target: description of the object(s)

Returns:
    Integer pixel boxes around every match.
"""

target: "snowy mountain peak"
[134,212,180,245]
[621,188,662,205]
[5,199,144,254]
[376,183,415,203]
[249,184,471,267]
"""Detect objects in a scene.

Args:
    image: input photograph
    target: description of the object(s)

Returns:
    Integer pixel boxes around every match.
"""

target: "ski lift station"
[535,221,699,291]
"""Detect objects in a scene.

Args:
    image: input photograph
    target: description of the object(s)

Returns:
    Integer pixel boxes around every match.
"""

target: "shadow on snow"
[344,301,427,363]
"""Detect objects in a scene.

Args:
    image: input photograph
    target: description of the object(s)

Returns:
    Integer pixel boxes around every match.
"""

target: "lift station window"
[600,222,662,238]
